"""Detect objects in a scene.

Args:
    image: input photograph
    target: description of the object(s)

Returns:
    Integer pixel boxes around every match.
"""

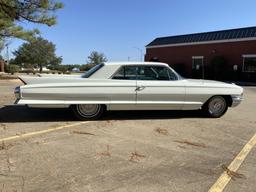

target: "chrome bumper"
[231,95,243,107]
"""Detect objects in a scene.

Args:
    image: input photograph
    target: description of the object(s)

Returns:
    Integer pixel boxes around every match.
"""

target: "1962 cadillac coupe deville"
[14,62,243,120]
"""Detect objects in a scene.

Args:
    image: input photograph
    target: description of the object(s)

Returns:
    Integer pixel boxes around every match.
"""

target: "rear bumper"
[231,95,243,107]
[14,99,20,105]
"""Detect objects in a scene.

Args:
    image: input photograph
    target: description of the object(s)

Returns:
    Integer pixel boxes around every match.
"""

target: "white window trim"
[242,54,256,58]
[242,55,256,73]
[192,56,204,59]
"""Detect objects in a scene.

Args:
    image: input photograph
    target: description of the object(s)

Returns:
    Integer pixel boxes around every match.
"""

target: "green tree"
[0,0,63,42]
[13,37,62,72]
[87,51,107,65]
[48,64,68,73]
[80,64,95,72]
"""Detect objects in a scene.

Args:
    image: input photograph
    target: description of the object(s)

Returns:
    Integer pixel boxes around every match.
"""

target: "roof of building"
[105,62,168,66]
[146,26,256,47]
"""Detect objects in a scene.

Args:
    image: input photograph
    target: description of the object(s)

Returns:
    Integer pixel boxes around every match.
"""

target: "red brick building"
[145,27,256,82]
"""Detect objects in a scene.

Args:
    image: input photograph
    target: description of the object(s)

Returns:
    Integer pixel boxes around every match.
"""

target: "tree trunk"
[39,65,42,73]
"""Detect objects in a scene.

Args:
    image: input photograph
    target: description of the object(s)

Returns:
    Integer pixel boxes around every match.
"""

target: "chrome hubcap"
[77,104,100,117]
[208,97,226,115]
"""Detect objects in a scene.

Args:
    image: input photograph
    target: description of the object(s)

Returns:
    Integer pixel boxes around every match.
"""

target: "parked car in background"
[14,62,243,120]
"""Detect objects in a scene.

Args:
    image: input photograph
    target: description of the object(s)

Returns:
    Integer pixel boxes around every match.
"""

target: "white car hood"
[184,79,239,88]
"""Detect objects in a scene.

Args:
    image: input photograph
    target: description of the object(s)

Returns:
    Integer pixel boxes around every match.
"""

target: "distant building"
[145,26,256,82]
[72,67,80,72]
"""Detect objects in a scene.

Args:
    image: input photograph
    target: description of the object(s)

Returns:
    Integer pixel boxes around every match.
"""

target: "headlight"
[14,86,21,98]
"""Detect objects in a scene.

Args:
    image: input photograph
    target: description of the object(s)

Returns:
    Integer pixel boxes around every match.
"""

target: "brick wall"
[145,40,256,82]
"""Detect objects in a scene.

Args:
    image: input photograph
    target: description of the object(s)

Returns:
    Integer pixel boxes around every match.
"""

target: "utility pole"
[133,47,143,61]
[4,40,11,65]
[6,43,9,65]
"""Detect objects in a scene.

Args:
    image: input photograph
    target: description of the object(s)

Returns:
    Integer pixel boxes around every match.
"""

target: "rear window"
[82,64,104,78]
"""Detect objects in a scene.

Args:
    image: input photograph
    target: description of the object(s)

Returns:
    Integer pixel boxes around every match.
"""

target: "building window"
[243,55,256,72]
[192,56,204,70]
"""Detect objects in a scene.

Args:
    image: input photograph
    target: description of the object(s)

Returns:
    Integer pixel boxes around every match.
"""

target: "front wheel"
[71,104,105,120]
[202,96,228,118]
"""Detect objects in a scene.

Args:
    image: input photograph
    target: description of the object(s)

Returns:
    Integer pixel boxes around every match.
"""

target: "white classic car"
[14,62,243,120]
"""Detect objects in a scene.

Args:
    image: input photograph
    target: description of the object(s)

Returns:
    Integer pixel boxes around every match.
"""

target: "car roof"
[104,62,169,66]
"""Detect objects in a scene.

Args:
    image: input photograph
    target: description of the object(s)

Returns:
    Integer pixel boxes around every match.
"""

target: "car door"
[136,65,185,110]
[108,65,137,110]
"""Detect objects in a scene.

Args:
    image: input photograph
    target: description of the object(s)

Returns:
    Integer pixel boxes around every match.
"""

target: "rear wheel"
[203,96,228,118]
[72,104,105,120]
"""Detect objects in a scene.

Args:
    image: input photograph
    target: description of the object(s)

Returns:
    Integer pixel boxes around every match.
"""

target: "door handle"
[135,86,145,91]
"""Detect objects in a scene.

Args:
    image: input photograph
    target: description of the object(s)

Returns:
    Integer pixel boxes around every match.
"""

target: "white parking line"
[208,132,256,192]
[0,121,91,142]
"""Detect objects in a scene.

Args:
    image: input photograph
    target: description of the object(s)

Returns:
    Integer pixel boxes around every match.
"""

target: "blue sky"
[4,0,256,64]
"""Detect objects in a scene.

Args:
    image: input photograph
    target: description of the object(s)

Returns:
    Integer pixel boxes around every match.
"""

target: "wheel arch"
[203,95,232,108]
[69,104,107,109]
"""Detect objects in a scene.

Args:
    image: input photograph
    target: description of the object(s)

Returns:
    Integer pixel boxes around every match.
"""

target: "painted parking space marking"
[209,132,256,192]
[0,121,91,142]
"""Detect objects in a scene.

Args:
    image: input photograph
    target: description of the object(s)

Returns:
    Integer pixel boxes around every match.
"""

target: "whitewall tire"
[72,104,105,120]
[203,96,228,118]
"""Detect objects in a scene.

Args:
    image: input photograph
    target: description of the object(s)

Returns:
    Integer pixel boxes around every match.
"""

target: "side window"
[112,65,178,80]
[137,66,158,80]
[112,66,137,80]
[154,66,171,80]
[137,66,177,81]
[167,68,178,80]
[125,66,137,80]
[112,67,124,79]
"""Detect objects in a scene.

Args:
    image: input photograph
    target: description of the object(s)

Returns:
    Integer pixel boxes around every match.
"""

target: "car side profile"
[14,62,244,120]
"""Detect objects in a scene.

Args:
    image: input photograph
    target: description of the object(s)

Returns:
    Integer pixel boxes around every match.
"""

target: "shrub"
[20,69,35,74]
[5,64,20,74]
[80,64,95,72]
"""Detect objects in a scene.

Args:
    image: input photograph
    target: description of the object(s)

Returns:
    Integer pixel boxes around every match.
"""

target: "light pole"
[4,40,11,65]
[133,47,143,61]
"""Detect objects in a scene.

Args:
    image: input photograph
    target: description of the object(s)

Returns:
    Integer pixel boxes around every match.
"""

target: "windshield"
[81,63,104,78]
[170,68,184,80]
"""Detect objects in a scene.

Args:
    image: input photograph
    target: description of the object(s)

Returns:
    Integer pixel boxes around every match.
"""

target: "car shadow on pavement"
[0,105,205,123]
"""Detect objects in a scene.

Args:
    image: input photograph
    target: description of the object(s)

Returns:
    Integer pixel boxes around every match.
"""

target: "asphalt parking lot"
[0,79,255,192]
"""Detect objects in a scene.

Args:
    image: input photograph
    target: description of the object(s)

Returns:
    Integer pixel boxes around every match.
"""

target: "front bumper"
[231,95,244,107]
